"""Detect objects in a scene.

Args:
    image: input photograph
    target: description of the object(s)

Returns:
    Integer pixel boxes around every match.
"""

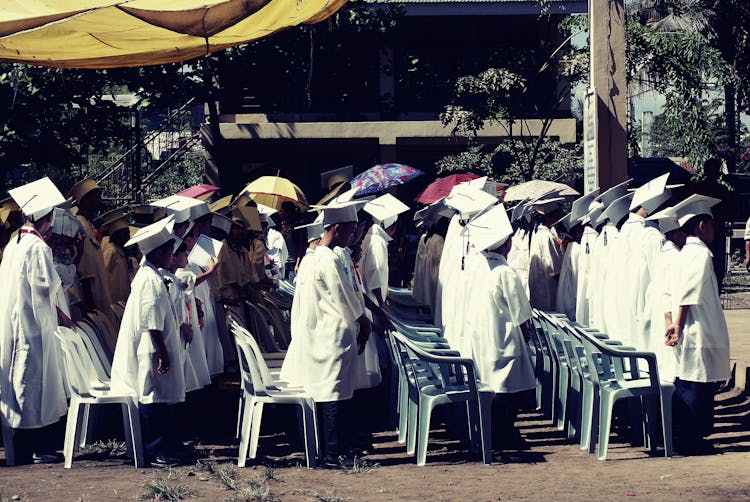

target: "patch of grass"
[142,470,197,501]
[78,439,127,458]
[299,490,347,502]
[198,460,238,490]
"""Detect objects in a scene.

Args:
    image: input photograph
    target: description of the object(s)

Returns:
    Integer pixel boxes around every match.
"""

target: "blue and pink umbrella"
[350,163,423,196]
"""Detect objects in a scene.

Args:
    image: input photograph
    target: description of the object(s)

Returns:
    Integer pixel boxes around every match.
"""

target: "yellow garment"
[247,238,267,285]
[0,0,347,69]
[217,240,251,304]
[101,236,131,304]
[76,214,113,311]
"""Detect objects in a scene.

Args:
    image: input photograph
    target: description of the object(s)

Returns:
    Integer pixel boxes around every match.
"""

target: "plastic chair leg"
[125,400,144,468]
[416,398,435,466]
[660,388,674,459]
[121,403,134,459]
[235,391,245,439]
[556,368,569,430]
[64,397,83,468]
[579,383,594,450]
[478,395,493,465]
[248,401,265,460]
[78,403,90,449]
[237,398,255,467]
[466,400,480,454]
[406,391,419,456]
[587,390,600,455]
[300,403,317,469]
[397,377,408,444]
[597,392,615,460]
[1,420,15,466]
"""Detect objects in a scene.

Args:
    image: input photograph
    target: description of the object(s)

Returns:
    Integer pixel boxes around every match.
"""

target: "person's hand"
[156,349,171,374]
[665,324,681,346]
[357,316,372,354]
[206,257,218,275]
[180,323,194,344]
[745,256,750,272]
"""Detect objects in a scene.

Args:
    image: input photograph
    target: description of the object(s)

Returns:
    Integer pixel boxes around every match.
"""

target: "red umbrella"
[177,184,219,200]
[414,173,480,204]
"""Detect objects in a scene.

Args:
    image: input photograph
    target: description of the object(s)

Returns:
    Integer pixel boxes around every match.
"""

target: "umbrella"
[0,0,347,69]
[350,163,423,196]
[503,179,579,202]
[243,176,308,211]
[177,183,219,200]
[414,173,480,204]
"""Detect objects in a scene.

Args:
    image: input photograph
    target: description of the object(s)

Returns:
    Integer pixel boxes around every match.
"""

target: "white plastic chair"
[55,328,144,468]
[230,321,318,468]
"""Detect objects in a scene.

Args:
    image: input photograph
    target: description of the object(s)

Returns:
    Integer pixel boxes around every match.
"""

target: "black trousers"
[316,399,353,461]
[673,378,715,446]
[12,423,58,465]
[139,403,179,461]
[491,389,534,448]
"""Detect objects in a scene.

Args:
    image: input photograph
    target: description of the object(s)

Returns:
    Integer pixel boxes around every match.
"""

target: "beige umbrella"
[0,0,347,69]
[243,175,308,211]
[503,179,579,202]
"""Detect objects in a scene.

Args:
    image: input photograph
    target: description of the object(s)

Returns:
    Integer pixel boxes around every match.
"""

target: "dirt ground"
[2,384,750,502]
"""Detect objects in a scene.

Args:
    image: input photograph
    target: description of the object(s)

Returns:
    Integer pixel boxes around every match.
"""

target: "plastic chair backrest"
[66,327,107,383]
[232,330,267,396]
[55,329,92,397]
[229,319,276,390]
[77,319,112,375]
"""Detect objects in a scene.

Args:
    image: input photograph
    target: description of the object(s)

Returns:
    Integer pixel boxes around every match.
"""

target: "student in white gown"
[575,201,603,325]
[665,195,729,455]
[528,194,566,311]
[464,205,536,449]
[288,201,371,467]
[110,216,186,468]
[506,200,533,295]
[0,178,70,464]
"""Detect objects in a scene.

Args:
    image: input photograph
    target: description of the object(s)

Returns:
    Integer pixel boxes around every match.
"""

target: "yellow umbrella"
[243,176,308,211]
[0,0,347,69]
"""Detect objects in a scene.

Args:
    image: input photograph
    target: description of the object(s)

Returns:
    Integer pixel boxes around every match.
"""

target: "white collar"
[369,224,393,242]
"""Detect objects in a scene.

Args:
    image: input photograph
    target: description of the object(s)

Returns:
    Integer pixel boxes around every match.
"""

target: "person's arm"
[745,240,750,271]
[665,305,689,346]
[356,314,372,354]
[194,258,218,286]
[149,329,170,373]
[56,306,76,329]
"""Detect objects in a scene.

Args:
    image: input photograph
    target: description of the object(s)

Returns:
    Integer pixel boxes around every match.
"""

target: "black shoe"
[32,453,59,464]
[321,454,355,470]
[675,439,718,456]
[149,455,181,469]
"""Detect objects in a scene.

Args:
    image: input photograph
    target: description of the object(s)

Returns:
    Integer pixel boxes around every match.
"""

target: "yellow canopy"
[0,0,347,69]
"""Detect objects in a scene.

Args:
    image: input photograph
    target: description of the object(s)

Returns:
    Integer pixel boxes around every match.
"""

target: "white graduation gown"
[575,226,598,325]
[110,261,186,404]
[648,240,681,382]
[588,223,618,334]
[160,269,201,393]
[443,226,479,358]
[0,229,67,429]
[266,227,288,280]
[423,233,444,312]
[175,268,212,389]
[555,241,580,320]
[528,224,563,311]
[294,245,364,402]
[630,222,665,352]
[507,227,531,295]
[184,262,223,376]
[466,252,535,393]
[359,224,391,302]
[434,214,462,331]
[412,233,428,304]
[674,237,730,383]
[280,249,316,385]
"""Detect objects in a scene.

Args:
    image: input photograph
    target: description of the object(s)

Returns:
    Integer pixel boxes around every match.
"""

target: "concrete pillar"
[590,0,628,189]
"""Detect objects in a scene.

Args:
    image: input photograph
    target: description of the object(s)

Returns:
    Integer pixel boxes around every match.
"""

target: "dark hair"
[681,213,711,236]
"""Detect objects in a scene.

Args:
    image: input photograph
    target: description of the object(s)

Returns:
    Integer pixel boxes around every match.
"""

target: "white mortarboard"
[296,213,325,243]
[310,200,367,227]
[151,195,204,224]
[232,206,262,232]
[509,198,530,223]
[581,200,604,226]
[8,177,66,222]
[570,188,600,223]
[259,212,275,227]
[51,208,83,238]
[211,213,235,234]
[363,194,409,227]
[554,213,577,233]
[646,207,681,234]
[257,203,278,216]
[670,194,721,227]
[464,176,488,190]
[463,204,513,253]
[445,184,497,219]
[595,179,631,207]
[414,198,453,228]
[188,201,211,221]
[597,192,633,225]
[629,173,683,214]
[125,215,176,255]
[532,196,566,215]
[320,165,353,190]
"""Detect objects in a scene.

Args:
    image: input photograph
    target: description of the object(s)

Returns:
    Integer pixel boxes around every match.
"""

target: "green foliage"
[142,470,197,501]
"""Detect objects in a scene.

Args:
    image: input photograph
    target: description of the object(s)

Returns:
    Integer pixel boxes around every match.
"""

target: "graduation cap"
[570,188,600,223]
[595,179,631,208]
[363,193,409,229]
[629,173,683,214]
[232,206,262,232]
[445,184,497,219]
[646,207,681,234]
[1,196,20,212]
[463,204,513,253]
[125,215,176,255]
[320,165,353,190]
[509,198,530,223]
[257,204,278,228]
[596,192,633,226]
[581,200,604,226]
[209,194,232,214]
[310,200,367,227]
[69,177,101,204]
[670,194,721,227]
[9,177,66,222]
[96,207,128,229]
[151,195,206,224]
[211,212,236,234]
[296,213,325,243]
[231,192,253,208]
[532,190,567,215]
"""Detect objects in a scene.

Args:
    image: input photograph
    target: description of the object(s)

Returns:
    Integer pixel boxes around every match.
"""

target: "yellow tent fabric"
[0,0,347,69]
